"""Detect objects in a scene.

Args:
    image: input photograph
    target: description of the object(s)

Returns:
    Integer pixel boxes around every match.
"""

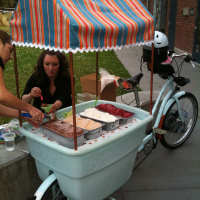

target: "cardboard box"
[80,73,116,102]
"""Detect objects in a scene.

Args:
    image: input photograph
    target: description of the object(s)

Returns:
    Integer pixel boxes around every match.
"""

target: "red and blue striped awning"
[10,0,154,53]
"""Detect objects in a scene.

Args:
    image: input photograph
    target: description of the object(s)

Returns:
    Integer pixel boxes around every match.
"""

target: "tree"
[0,0,17,8]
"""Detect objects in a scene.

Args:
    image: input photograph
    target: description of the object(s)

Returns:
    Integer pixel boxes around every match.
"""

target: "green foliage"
[0,0,17,8]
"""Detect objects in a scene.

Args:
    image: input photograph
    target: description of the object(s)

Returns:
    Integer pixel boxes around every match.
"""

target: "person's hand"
[48,104,57,114]
[22,116,41,128]
[41,103,48,107]
[30,87,41,98]
[28,106,44,123]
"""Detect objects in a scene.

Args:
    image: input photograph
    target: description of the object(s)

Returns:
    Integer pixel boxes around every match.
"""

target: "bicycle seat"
[118,73,143,89]
[127,73,143,86]
[174,77,190,86]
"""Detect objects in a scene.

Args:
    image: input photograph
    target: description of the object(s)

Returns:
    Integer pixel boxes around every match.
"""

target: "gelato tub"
[80,108,120,131]
[42,120,85,149]
[63,116,103,140]
[96,103,134,125]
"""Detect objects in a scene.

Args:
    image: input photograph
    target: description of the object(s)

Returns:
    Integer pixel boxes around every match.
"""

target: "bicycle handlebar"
[170,52,196,68]
[171,52,195,62]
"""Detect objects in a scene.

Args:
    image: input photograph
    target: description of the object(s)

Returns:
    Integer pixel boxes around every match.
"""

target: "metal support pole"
[69,52,77,150]
[150,43,154,115]
[13,44,22,127]
[96,52,99,99]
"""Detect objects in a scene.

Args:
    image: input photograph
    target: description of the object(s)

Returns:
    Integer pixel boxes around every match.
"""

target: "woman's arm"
[0,104,22,118]
[22,87,41,103]
[0,104,40,128]
[48,100,62,114]
[22,75,41,103]
[21,93,33,103]
[0,69,44,122]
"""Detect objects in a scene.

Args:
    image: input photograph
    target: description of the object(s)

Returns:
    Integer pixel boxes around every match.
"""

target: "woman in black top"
[22,50,72,113]
[0,29,44,127]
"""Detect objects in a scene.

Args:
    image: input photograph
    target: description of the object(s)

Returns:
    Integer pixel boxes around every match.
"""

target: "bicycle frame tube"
[138,76,174,152]
[34,173,56,200]
[152,76,174,128]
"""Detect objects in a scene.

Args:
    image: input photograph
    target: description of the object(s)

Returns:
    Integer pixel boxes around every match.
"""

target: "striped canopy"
[10,0,154,53]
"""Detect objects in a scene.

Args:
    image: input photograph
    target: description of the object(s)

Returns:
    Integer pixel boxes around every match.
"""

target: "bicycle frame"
[138,76,185,151]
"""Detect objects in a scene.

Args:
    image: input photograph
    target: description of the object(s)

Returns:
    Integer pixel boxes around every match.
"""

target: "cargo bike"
[9,1,197,200]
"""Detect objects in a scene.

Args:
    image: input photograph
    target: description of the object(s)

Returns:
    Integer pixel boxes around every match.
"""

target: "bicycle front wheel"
[160,92,198,149]
[41,180,67,200]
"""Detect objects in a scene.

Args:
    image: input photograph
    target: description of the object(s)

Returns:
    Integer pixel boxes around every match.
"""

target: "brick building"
[141,0,200,63]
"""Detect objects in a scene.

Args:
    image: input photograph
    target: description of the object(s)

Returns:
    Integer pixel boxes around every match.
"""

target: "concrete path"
[111,46,200,200]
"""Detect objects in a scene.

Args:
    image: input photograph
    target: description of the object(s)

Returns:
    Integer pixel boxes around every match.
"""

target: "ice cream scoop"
[21,113,57,122]
[44,113,57,122]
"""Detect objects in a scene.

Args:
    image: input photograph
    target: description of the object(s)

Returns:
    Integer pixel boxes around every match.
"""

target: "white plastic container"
[18,100,153,200]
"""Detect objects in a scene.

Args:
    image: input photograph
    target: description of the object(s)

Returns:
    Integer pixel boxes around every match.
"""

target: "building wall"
[142,0,198,54]
[175,1,197,53]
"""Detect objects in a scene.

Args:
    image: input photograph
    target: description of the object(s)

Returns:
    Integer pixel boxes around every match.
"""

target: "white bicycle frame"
[138,76,185,152]
[34,173,56,200]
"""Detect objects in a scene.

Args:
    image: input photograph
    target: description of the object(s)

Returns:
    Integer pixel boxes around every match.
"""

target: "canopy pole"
[150,43,154,115]
[96,52,98,98]
[13,45,22,127]
[69,52,77,150]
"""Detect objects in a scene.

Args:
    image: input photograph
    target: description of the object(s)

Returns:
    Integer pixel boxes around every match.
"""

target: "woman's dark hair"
[34,49,70,84]
[0,29,11,44]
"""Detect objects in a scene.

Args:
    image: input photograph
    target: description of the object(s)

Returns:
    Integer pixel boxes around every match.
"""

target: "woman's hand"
[28,106,44,123]
[48,101,62,114]
[22,116,41,128]
[22,87,41,104]
[48,104,57,114]
[41,103,48,107]
[30,87,41,98]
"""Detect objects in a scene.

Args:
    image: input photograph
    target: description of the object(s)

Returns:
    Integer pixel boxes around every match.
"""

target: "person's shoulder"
[26,73,38,84]
[29,73,37,78]
[28,73,37,80]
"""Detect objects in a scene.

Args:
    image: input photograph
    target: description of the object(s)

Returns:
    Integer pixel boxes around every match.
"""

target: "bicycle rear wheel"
[160,92,198,149]
[41,180,67,200]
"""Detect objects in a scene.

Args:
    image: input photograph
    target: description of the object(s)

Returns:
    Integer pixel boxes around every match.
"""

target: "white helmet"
[154,31,168,48]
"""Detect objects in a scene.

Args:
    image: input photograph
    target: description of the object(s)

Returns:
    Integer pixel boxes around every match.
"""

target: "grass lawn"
[0,26,132,124]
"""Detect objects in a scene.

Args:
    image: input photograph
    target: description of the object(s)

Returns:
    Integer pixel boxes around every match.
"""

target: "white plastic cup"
[3,132,15,151]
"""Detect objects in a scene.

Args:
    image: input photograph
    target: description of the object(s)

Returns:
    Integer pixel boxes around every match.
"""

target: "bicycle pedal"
[153,128,167,134]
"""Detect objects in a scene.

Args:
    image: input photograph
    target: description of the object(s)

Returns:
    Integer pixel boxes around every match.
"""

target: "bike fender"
[163,91,186,115]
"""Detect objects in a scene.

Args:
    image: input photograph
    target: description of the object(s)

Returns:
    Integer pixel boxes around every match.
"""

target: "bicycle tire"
[160,92,198,149]
[41,180,67,200]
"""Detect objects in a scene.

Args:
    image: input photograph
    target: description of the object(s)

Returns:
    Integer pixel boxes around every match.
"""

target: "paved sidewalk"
[110,46,200,200]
